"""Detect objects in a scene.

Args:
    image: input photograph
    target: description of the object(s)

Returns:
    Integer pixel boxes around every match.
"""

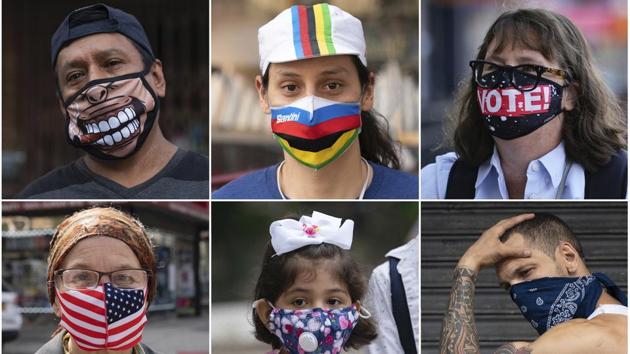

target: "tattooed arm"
[439,214,535,354]
[439,267,480,354]
[493,343,532,354]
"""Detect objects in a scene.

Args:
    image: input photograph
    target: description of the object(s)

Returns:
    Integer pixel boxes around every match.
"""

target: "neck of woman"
[495,117,564,198]
[68,338,133,354]
[279,141,370,199]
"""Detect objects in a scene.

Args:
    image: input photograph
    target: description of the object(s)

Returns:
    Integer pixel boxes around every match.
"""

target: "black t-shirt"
[16,149,209,199]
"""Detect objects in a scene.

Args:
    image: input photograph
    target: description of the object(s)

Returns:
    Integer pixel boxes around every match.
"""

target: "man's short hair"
[500,213,584,259]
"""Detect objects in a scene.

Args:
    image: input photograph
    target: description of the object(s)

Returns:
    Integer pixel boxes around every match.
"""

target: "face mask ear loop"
[251,298,276,310]
[355,301,372,319]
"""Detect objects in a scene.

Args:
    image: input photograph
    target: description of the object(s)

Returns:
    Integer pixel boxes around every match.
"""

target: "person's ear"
[58,100,66,116]
[147,59,166,98]
[557,241,579,275]
[254,298,273,330]
[52,298,62,318]
[255,75,270,114]
[561,81,579,112]
[360,72,375,111]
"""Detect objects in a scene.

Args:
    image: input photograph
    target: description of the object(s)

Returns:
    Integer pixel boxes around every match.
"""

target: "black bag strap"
[389,257,418,354]
[585,150,627,199]
[445,159,477,199]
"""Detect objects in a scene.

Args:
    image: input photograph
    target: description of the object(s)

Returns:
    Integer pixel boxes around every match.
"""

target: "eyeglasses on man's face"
[469,60,572,92]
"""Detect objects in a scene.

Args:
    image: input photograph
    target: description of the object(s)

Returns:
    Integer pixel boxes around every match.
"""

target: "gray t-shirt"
[16,149,208,199]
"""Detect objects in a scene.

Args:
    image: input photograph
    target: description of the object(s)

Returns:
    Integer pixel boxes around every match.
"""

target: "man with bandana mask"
[17,3,209,199]
[439,213,627,354]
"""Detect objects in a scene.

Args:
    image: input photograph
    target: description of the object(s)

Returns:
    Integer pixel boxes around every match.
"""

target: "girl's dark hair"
[447,8,626,172]
[252,242,377,350]
[262,56,401,169]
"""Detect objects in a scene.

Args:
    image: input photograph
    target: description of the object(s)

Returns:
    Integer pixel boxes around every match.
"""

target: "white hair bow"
[269,211,354,256]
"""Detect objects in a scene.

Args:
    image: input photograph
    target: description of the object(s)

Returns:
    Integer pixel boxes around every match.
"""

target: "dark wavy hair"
[447,8,626,172]
[262,56,401,169]
[500,212,584,259]
[252,242,377,351]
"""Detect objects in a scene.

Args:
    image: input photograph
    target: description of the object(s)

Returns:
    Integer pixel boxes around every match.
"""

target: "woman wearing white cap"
[213,3,418,199]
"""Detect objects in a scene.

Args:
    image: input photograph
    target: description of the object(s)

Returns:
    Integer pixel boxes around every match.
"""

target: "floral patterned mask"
[268,304,362,354]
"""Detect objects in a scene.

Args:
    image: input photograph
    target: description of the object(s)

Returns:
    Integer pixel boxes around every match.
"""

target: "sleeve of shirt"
[421,152,458,199]
[365,263,405,354]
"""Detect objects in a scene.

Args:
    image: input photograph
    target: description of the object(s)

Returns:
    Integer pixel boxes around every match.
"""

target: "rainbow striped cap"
[258,3,367,74]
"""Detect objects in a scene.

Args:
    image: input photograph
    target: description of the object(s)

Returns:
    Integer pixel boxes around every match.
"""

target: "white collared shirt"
[421,142,586,199]
[365,237,419,354]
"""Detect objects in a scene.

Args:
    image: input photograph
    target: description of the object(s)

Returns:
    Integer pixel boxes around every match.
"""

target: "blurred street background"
[421,0,627,166]
[3,0,209,197]
[2,201,209,353]
[211,202,419,354]
[211,0,419,190]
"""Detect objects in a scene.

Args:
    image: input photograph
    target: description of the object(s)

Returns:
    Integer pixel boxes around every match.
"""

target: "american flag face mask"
[56,283,148,351]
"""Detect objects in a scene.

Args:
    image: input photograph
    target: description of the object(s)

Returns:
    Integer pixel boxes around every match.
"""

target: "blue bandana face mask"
[509,273,627,335]
[267,303,368,354]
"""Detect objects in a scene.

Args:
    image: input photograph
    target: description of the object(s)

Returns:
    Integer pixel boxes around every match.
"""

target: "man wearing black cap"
[17,3,208,199]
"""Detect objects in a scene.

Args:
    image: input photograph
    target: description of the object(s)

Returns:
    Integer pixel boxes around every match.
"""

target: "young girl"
[252,211,377,353]
[422,8,626,199]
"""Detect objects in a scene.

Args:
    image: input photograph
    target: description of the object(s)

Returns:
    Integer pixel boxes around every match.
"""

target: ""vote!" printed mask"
[63,69,159,160]
[476,72,565,140]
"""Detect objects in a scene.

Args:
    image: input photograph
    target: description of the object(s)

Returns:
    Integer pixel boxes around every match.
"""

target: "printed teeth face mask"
[268,304,360,354]
[56,283,148,351]
[63,69,159,160]
[476,71,564,140]
[270,95,362,170]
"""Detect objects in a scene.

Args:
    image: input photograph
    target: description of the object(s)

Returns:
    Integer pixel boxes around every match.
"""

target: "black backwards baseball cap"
[51,3,155,68]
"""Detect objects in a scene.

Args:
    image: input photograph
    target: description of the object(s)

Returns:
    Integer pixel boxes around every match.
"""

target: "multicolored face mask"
[476,71,564,140]
[268,304,360,354]
[56,283,147,351]
[509,273,627,335]
[270,95,362,169]
[63,69,159,160]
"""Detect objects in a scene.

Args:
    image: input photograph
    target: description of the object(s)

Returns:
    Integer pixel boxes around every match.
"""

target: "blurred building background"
[2,201,209,353]
[421,202,627,354]
[212,0,419,190]
[2,0,209,198]
[421,0,628,167]
[211,202,418,354]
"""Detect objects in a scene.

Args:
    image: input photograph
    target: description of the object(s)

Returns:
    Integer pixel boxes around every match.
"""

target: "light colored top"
[587,304,628,320]
[421,141,586,199]
[365,237,419,354]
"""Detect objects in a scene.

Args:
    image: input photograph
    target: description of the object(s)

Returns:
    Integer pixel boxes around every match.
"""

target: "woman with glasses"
[422,8,626,199]
[36,207,158,354]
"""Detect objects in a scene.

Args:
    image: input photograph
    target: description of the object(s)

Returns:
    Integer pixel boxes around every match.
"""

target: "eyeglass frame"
[51,268,151,290]
[469,60,572,92]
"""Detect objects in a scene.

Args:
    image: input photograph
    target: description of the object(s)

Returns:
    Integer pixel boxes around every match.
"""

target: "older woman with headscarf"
[35,207,159,354]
